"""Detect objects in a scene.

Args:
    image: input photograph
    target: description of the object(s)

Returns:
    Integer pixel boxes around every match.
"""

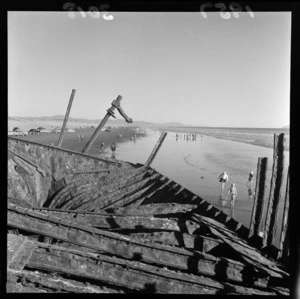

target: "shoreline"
[15,126,146,155]
[157,127,290,151]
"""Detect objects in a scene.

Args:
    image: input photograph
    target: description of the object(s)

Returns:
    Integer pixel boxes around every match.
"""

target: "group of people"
[77,134,84,142]
[218,171,254,205]
[175,133,198,142]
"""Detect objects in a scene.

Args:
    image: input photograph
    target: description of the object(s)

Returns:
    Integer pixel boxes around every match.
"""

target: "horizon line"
[8,115,289,130]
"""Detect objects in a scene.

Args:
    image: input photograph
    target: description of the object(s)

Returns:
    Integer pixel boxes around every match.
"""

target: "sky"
[8,11,291,128]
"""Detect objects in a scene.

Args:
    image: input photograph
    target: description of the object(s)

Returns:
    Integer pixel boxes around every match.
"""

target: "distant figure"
[100,142,105,152]
[247,171,254,188]
[228,183,237,205]
[77,134,81,142]
[111,143,116,158]
[218,171,229,193]
[248,187,255,199]
[81,134,84,141]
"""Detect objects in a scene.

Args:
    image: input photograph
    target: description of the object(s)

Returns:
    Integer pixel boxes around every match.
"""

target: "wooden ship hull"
[7,136,290,294]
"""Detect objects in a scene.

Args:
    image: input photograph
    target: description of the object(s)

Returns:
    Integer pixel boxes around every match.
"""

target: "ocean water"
[101,129,289,246]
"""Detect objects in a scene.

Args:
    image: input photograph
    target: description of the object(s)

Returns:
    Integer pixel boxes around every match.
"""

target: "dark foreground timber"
[7,137,290,294]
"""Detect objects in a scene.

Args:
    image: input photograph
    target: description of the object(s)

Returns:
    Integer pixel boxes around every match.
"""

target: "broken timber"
[7,112,290,294]
[145,132,167,167]
[263,133,286,247]
[57,89,76,148]
[249,157,268,240]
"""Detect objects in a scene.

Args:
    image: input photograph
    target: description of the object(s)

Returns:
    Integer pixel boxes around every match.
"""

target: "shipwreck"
[7,92,290,294]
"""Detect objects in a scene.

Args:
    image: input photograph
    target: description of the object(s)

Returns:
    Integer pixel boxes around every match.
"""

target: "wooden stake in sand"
[57,89,76,148]
[277,167,289,260]
[263,133,285,247]
[248,157,268,239]
[145,132,167,168]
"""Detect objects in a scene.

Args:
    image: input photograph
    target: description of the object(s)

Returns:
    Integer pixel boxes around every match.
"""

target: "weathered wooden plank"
[49,167,145,209]
[104,203,197,216]
[95,175,162,211]
[263,133,285,247]
[125,231,223,252]
[145,132,167,167]
[278,167,289,260]
[7,204,282,287]
[80,173,161,212]
[8,268,119,293]
[7,234,37,271]
[249,157,268,238]
[25,208,185,231]
[192,215,289,281]
[91,181,159,211]
[27,248,219,294]
[22,239,276,295]
[57,89,76,147]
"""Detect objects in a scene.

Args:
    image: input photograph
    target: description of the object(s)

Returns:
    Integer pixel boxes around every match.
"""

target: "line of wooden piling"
[263,133,285,247]
[57,89,76,148]
[248,157,268,239]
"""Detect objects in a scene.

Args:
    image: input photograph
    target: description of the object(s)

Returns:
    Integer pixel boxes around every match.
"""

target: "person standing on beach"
[81,134,84,141]
[111,143,116,158]
[247,171,254,188]
[228,183,237,205]
[218,171,229,193]
[100,142,105,152]
[77,134,81,142]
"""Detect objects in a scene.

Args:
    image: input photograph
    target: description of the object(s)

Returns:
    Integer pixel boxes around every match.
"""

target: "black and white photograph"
[6,1,293,295]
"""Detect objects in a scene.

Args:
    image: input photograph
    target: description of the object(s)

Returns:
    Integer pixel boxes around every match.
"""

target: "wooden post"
[263,133,285,247]
[277,167,289,260]
[57,89,76,147]
[145,132,167,167]
[82,95,122,154]
[248,157,268,238]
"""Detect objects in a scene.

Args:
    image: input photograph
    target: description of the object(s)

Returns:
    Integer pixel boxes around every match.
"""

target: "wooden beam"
[145,132,167,167]
[249,157,268,238]
[263,133,286,247]
[57,89,76,147]
[277,167,289,260]
[82,95,122,154]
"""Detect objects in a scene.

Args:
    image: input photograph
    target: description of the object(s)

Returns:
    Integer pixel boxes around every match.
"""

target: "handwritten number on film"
[200,2,254,19]
[63,2,114,20]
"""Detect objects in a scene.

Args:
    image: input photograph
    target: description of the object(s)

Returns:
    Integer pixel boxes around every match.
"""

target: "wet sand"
[158,127,290,150]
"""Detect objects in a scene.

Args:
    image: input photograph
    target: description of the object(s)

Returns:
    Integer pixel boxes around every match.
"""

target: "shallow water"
[101,130,290,246]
